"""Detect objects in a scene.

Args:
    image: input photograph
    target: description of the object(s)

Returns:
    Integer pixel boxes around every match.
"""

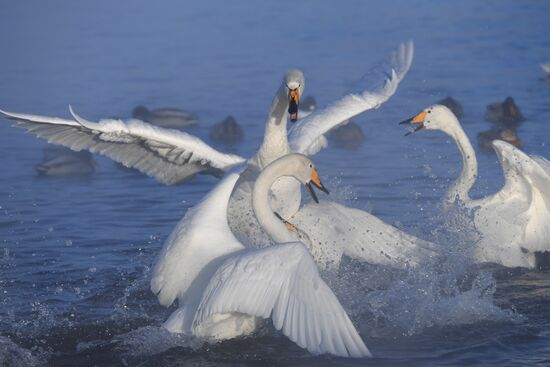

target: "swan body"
[155,154,370,358]
[401,105,550,268]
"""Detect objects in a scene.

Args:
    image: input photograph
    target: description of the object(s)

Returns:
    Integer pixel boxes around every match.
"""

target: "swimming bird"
[35,145,96,176]
[477,128,522,151]
[400,105,550,268]
[541,62,550,76]
[485,97,524,129]
[132,105,198,129]
[155,154,370,358]
[208,115,244,145]
[329,120,366,150]
[298,95,317,118]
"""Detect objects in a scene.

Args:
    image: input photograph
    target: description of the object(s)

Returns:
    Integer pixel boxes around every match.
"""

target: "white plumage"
[402,104,550,268]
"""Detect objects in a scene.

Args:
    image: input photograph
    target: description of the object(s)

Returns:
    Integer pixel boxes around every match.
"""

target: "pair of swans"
[0,40,435,272]
[401,105,550,268]
[1,41,434,357]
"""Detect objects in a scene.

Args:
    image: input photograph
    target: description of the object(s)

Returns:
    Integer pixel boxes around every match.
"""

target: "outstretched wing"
[292,201,437,269]
[484,140,550,252]
[0,107,246,184]
[193,242,370,358]
[289,41,414,155]
[150,170,245,308]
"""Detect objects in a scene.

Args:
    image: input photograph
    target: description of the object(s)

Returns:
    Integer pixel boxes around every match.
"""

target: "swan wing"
[293,201,436,269]
[193,242,370,358]
[487,140,550,251]
[150,170,245,308]
[0,107,246,184]
[288,41,414,155]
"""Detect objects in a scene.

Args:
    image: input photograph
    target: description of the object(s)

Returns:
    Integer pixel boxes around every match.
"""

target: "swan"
[132,105,198,129]
[400,104,550,268]
[0,41,433,285]
[0,41,412,188]
[0,42,425,249]
[156,153,370,358]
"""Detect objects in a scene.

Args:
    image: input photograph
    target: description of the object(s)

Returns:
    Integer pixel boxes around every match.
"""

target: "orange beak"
[305,167,329,203]
[399,111,427,135]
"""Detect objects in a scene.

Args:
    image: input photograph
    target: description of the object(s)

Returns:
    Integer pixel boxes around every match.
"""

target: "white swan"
[157,154,370,358]
[0,41,412,188]
[0,42,432,292]
[400,105,550,268]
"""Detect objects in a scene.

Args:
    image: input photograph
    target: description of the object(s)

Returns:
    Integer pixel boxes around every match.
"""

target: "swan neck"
[252,160,296,244]
[445,120,477,204]
[254,82,290,168]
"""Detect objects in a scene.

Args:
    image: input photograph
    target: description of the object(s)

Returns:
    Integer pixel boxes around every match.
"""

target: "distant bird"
[541,62,550,76]
[329,120,365,150]
[299,95,317,118]
[209,115,244,145]
[477,128,523,151]
[485,97,524,129]
[132,105,198,129]
[437,96,463,118]
[36,146,96,176]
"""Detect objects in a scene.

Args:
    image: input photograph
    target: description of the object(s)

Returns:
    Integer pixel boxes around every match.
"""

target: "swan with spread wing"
[157,154,371,358]
[1,41,435,299]
[401,105,550,268]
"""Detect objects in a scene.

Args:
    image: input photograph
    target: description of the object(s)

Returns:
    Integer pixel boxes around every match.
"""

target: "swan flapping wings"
[193,242,371,358]
[289,41,414,155]
[484,140,550,252]
[0,107,246,184]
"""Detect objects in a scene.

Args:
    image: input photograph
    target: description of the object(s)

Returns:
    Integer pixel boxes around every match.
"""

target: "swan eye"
[309,164,313,168]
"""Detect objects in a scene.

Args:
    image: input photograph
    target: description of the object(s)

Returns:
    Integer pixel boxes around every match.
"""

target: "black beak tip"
[399,119,412,126]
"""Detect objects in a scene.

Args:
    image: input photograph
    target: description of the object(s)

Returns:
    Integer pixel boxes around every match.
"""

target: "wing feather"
[1,107,246,184]
[193,242,371,358]
[150,171,245,308]
[289,41,414,155]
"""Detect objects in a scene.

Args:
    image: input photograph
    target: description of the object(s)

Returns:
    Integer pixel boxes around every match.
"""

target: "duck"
[329,120,366,150]
[485,97,524,129]
[477,128,522,151]
[401,104,550,268]
[35,145,96,176]
[132,105,198,129]
[208,115,244,145]
[298,95,317,118]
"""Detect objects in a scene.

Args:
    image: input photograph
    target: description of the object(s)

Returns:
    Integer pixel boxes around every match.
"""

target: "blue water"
[1,1,550,366]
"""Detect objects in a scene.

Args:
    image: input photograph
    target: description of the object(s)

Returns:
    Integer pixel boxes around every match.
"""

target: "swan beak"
[399,111,426,136]
[305,168,329,203]
[288,88,300,122]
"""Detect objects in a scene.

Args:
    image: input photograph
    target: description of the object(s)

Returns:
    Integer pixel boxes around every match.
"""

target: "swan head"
[270,153,329,203]
[399,104,458,136]
[285,70,305,122]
